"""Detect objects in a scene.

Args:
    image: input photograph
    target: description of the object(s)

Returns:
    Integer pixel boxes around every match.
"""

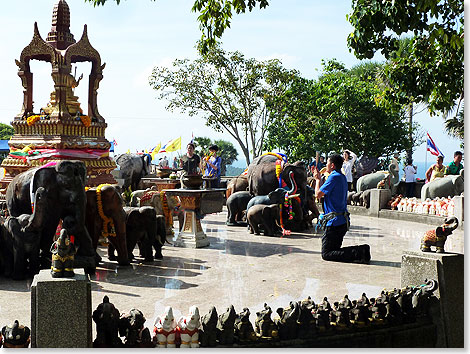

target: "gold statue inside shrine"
[42,68,84,116]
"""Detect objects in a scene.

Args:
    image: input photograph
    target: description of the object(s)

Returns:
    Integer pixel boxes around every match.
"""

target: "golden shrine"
[0,0,116,189]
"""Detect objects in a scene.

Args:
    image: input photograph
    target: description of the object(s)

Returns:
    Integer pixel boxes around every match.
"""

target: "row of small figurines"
[390,195,458,217]
[91,280,438,348]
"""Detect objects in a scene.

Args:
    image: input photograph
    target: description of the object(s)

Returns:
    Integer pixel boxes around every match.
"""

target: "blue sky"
[0,0,463,167]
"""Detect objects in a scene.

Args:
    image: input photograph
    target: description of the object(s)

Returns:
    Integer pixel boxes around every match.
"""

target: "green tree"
[85,0,269,53]
[194,136,238,175]
[149,44,295,165]
[264,60,416,161]
[347,0,464,116]
[0,123,14,140]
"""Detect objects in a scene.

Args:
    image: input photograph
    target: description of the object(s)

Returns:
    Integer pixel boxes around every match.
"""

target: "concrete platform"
[0,208,464,339]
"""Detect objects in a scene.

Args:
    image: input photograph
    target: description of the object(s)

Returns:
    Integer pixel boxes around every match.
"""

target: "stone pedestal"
[31,269,92,348]
[401,251,464,347]
[370,189,391,216]
[452,196,464,225]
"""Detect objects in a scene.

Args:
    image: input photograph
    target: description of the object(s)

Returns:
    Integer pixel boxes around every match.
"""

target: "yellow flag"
[126,149,130,154]
[144,149,149,154]
[151,143,161,160]
[165,137,181,152]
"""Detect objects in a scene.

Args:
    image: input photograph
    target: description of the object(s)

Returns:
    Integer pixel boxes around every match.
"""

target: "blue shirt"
[204,156,221,179]
[319,170,349,226]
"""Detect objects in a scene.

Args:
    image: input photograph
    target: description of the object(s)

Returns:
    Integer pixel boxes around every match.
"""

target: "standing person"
[309,156,326,175]
[172,157,178,169]
[403,159,417,197]
[342,149,357,192]
[313,153,371,264]
[425,155,445,182]
[203,144,222,188]
[179,143,201,175]
[445,151,464,175]
[160,155,169,168]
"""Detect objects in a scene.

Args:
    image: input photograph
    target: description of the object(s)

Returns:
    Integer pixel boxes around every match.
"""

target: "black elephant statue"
[86,184,130,266]
[297,297,316,339]
[226,174,248,199]
[275,301,300,340]
[247,204,281,236]
[351,191,363,206]
[421,216,458,253]
[199,306,218,347]
[360,189,371,208]
[234,307,257,343]
[118,308,153,348]
[226,191,252,226]
[115,153,151,191]
[1,320,31,348]
[246,187,287,212]
[216,305,236,345]
[93,295,123,348]
[254,303,278,339]
[50,217,77,278]
[119,206,166,262]
[2,187,47,280]
[6,160,95,273]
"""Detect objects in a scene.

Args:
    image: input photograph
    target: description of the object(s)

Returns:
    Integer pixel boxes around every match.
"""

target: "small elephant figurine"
[1,320,31,348]
[177,305,201,348]
[118,308,153,348]
[275,301,300,340]
[226,191,252,226]
[312,297,331,331]
[247,204,281,236]
[234,307,257,343]
[350,293,371,327]
[351,191,363,206]
[153,306,177,348]
[92,296,123,348]
[216,305,236,345]
[50,218,77,278]
[254,303,279,340]
[421,216,459,253]
[199,306,218,347]
[297,297,316,339]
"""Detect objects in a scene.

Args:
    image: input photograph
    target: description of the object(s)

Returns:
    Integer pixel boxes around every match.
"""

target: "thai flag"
[426,133,445,157]
[113,138,117,146]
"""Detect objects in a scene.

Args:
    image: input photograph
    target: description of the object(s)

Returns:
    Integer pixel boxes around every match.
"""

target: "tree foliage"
[84,0,269,54]
[0,123,14,140]
[149,45,295,165]
[264,60,417,161]
[347,0,464,116]
[194,136,238,175]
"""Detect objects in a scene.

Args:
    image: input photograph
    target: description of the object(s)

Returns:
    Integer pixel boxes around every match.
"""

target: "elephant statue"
[118,308,153,348]
[275,301,300,340]
[303,185,320,227]
[177,305,201,348]
[421,169,464,200]
[138,190,182,236]
[347,191,355,205]
[216,305,237,345]
[226,191,252,226]
[153,306,177,348]
[85,184,130,266]
[1,320,31,348]
[247,204,281,236]
[246,187,286,212]
[115,153,151,191]
[234,307,257,343]
[351,191,363,206]
[93,295,123,348]
[356,163,400,194]
[297,297,316,339]
[226,174,249,199]
[421,216,458,253]
[2,187,47,280]
[360,189,371,208]
[118,206,166,262]
[128,187,157,207]
[6,160,96,273]
[199,306,218,347]
[254,303,278,339]
[50,218,77,278]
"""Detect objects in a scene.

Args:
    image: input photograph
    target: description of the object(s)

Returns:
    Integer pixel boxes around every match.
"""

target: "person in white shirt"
[342,149,357,191]
[404,158,417,197]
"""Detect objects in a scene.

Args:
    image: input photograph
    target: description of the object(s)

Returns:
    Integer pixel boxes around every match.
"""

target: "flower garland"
[96,183,116,238]
[160,191,172,227]
[279,192,292,236]
[27,115,41,126]
[80,115,91,127]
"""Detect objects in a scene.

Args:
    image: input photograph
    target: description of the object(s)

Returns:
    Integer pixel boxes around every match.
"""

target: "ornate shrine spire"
[46,0,76,50]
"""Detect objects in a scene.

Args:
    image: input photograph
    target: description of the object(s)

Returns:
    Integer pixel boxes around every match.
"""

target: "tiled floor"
[0,208,464,334]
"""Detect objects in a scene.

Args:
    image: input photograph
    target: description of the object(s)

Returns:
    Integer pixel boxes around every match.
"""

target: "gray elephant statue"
[360,189,371,208]
[421,169,464,200]
[356,163,400,194]
[255,303,278,339]
[199,306,218,347]
[275,301,300,340]
[226,191,252,226]
[351,191,363,206]
[118,206,166,262]
[247,204,281,236]
[138,190,182,236]
[6,160,96,274]
[128,187,157,207]
[421,216,459,253]
[216,305,237,345]
[246,187,286,212]
[115,153,152,191]
[2,187,47,280]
